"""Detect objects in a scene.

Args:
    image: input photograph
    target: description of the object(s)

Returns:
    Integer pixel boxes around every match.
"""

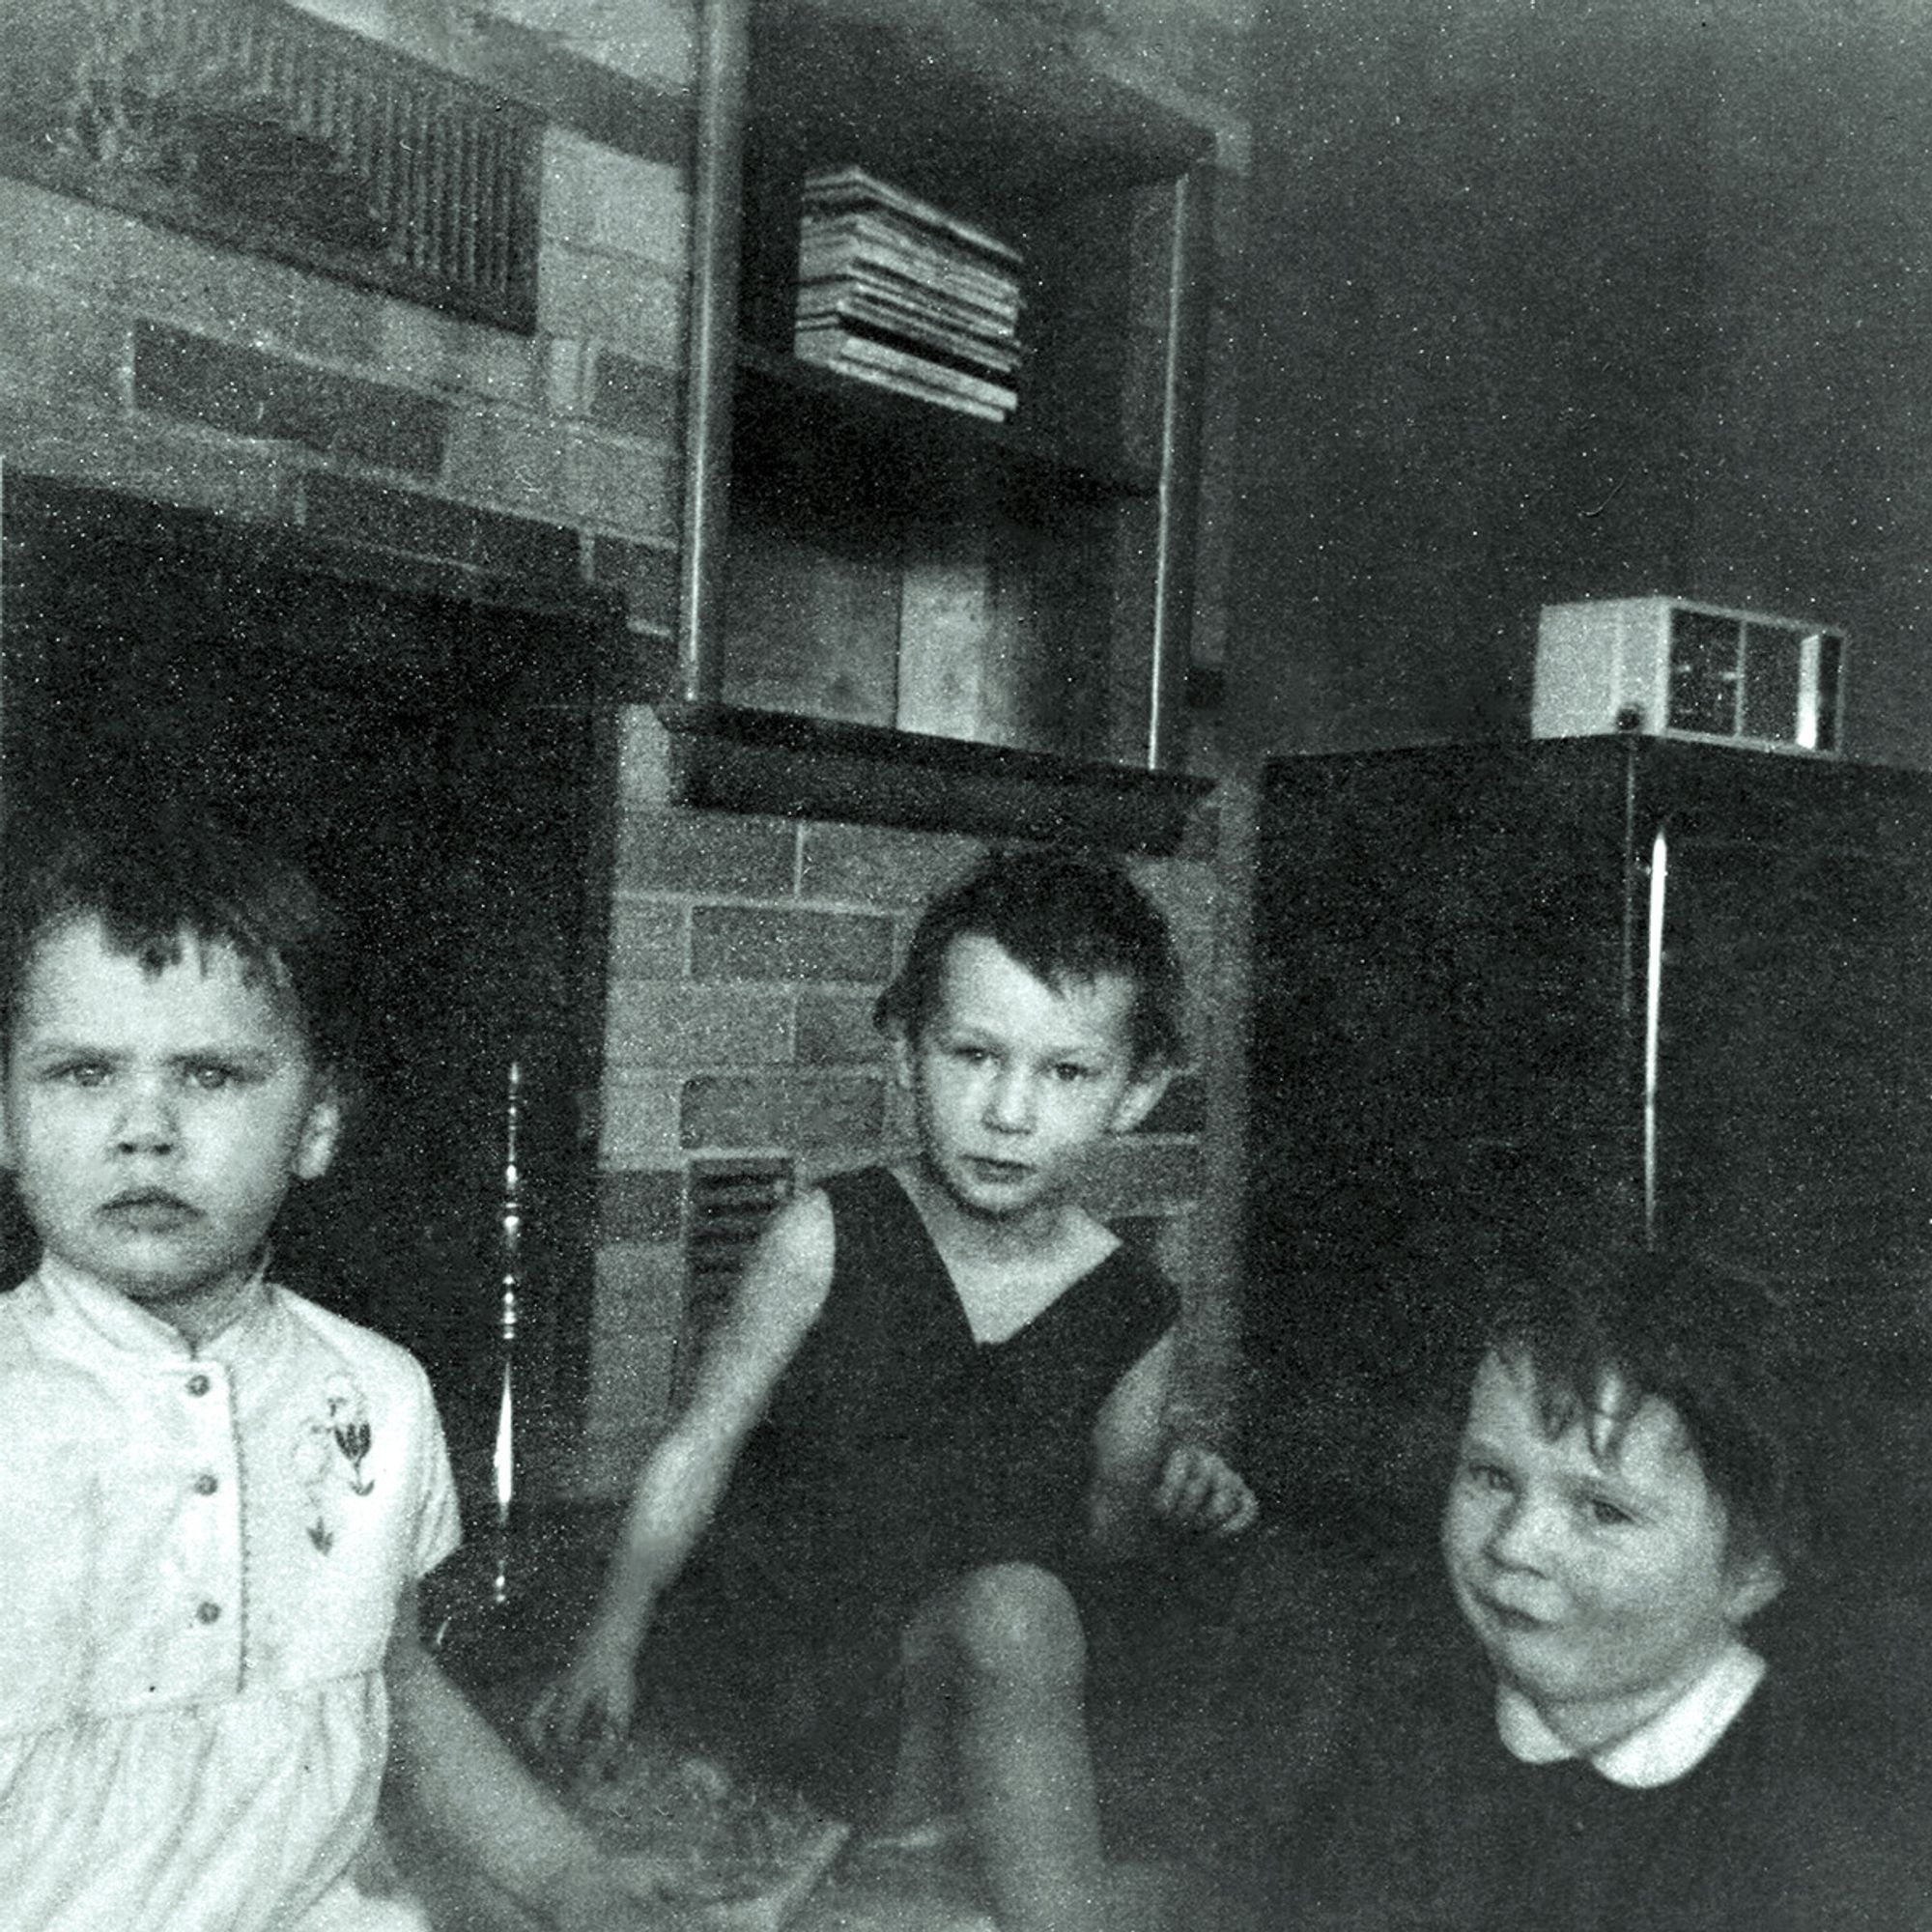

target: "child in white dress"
[0,813,673,1932]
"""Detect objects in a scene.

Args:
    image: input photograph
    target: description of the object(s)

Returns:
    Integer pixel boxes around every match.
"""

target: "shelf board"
[733,343,1157,505]
[749,0,1213,208]
[657,700,1213,853]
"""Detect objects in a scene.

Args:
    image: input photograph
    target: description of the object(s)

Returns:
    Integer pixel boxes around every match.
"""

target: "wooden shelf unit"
[673,0,1216,844]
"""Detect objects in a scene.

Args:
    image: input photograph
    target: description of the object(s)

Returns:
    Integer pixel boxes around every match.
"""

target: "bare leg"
[920,1563,1108,1932]
[883,1600,956,1833]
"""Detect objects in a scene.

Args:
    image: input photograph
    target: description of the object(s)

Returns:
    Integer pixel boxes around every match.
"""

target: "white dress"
[0,1256,461,1932]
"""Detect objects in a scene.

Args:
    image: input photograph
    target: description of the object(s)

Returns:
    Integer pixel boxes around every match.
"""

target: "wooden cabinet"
[1245,737,1932,1515]
[670,0,1215,849]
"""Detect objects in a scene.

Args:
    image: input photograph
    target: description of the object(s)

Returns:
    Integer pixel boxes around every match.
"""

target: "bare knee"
[923,1562,1088,1690]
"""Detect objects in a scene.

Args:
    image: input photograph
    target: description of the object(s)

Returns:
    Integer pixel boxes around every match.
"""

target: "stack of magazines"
[793,164,1022,422]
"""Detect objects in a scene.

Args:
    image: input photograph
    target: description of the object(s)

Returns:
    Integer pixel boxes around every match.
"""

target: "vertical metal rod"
[1619,746,1639,1026]
[1144,170,1191,771]
[0,458,11,835]
[1145,163,1210,774]
[675,0,750,704]
[492,1058,522,1605]
[1642,826,1668,1248]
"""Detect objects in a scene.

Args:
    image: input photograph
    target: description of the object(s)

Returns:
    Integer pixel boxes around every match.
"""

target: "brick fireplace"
[0,0,1247,1514]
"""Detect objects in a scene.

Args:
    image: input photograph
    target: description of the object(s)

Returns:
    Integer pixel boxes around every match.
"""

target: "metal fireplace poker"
[493,1057,523,1608]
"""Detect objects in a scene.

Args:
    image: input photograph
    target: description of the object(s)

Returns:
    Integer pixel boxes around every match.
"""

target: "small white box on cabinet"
[1532,596,1846,756]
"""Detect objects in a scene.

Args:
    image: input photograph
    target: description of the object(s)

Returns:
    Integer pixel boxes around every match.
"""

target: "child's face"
[1440,1350,1782,1747]
[895,932,1168,1225]
[0,915,340,1335]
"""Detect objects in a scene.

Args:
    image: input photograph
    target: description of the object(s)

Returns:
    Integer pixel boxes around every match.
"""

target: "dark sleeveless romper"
[642,1165,1179,1813]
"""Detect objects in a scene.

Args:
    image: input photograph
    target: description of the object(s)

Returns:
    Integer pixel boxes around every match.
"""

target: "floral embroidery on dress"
[295,1374,376,1553]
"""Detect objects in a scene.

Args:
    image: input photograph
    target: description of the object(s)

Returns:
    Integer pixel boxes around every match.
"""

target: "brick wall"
[0,0,1255,1499]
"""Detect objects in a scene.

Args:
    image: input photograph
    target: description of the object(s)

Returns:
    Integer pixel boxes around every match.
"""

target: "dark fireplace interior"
[0,469,619,1507]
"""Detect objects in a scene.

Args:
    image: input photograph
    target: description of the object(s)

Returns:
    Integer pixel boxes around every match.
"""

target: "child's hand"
[1153,1441,1260,1539]
[526,1625,639,1775]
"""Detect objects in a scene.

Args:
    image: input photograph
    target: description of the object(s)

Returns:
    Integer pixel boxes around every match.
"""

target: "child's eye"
[185,1063,245,1092]
[1585,1496,1634,1528]
[1051,1063,1094,1084]
[950,1044,992,1065]
[1463,1460,1512,1493]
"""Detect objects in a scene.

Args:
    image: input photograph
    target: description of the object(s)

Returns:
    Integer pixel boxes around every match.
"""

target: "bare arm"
[1086,1330,1178,1556]
[1087,1330,1260,1558]
[385,1586,680,1928]
[529,1188,835,1757]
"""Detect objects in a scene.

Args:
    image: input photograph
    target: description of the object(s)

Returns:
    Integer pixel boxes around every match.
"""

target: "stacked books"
[793,164,1022,422]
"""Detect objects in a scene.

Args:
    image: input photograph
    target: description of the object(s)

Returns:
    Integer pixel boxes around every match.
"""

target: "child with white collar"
[1228,1247,1930,1931]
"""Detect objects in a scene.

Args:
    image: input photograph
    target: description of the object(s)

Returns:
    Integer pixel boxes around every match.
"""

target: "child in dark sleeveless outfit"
[531,850,1257,1932]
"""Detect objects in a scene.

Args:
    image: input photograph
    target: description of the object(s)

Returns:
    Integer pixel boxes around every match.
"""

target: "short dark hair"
[1477,1244,1810,1581]
[0,808,357,1070]
[873,847,1188,1071]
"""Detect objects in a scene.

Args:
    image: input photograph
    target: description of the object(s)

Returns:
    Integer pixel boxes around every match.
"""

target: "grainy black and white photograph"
[0,1,1928,1927]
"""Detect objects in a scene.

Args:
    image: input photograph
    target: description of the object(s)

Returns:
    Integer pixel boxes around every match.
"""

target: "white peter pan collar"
[1496,1640,1768,1787]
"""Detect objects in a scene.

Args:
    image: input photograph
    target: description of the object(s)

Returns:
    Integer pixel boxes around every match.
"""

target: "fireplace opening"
[0,469,621,1508]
